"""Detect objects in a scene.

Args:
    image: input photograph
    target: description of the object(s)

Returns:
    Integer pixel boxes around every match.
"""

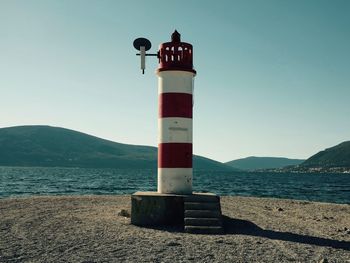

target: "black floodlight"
[133,37,158,74]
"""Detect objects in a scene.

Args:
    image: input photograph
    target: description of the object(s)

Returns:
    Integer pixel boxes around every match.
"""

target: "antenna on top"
[133,37,158,74]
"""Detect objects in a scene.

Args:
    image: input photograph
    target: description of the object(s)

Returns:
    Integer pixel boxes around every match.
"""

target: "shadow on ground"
[223,216,350,251]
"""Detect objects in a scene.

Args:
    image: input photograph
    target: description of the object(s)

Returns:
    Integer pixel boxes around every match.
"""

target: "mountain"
[0,125,233,170]
[225,156,305,171]
[301,141,350,168]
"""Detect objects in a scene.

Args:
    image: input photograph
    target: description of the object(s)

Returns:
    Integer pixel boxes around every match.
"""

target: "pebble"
[318,258,328,263]
[322,216,334,220]
[337,227,350,234]
[166,241,181,247]
[117,209,130,218]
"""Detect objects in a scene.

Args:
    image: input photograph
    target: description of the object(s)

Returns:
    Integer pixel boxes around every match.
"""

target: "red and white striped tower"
[157,30,196,194]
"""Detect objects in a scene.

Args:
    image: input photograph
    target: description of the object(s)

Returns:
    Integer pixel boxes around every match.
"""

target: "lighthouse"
[157,30,196,194]
[131,31,222,234]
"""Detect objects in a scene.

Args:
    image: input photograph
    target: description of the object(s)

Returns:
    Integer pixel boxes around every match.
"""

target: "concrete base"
[131,191,185,226]
[130,191,220,227]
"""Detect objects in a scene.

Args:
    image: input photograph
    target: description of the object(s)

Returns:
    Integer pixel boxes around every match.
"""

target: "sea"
[0,167,349,204]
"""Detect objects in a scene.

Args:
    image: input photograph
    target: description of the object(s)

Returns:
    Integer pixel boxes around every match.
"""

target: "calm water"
[0,167,349,204]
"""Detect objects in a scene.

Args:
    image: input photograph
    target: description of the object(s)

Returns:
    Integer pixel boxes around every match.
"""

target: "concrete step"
[185,226,224,235]
[184,194,220,203]
[184,217,222,227]
[184,209,221,218]
[184,202,220,211]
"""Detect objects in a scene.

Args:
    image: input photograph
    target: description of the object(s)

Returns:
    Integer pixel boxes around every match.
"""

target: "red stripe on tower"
[159,93,193,118]
[158,143,192,168]
[156,30,196,194]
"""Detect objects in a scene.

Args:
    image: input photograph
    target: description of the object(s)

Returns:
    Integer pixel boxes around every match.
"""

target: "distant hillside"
[225,156,305,171]
[193,155,235,171]
[301,141,350,168]
[0,125,232,170]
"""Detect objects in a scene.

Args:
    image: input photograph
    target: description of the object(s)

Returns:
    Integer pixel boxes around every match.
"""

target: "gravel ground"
[0,195,349,262]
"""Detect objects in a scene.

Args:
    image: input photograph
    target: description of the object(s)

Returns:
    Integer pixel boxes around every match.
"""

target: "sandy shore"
[0,195,349,262]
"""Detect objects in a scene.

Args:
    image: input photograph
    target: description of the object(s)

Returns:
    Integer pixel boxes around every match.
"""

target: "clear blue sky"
[1,0,349,162]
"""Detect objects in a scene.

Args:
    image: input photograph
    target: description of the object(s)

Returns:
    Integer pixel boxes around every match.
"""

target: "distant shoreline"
[254,166,350,174]
[1,164,350,173]
[1,195,349,262]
